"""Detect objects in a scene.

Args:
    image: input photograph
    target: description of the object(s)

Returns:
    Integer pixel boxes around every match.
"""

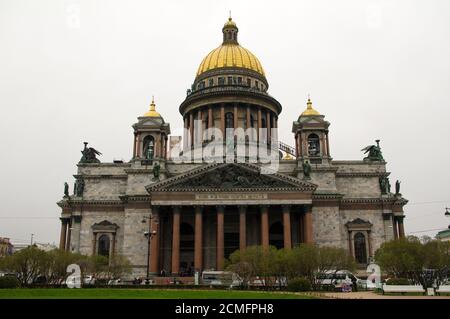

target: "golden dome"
[301,98,321,116]
[143,97,161,117]
[196,18,265,77]
[197,45,265,77]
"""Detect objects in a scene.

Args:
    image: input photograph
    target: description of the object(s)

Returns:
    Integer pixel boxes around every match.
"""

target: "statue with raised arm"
[302,160,312,180]
[79,142,102,164]
[64,182,69,198]
[361,139,384,161]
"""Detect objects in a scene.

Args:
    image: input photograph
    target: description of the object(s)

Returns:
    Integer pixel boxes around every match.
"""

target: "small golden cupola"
[301,97,321,116]
[143,96,162,118]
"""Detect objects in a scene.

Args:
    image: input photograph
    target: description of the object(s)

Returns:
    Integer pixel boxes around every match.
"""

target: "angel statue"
[361,139,384,161]
[79,142,102,163]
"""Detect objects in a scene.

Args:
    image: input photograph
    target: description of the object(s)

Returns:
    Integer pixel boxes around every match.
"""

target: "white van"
[316,270,362,290]
[201,271,242,287]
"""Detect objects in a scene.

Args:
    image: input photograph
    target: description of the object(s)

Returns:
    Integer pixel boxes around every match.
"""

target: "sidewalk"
[323,291,450,299]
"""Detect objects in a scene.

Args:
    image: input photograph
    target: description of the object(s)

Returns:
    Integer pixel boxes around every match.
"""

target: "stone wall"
[312,206,342,248]
[336,176,381,198]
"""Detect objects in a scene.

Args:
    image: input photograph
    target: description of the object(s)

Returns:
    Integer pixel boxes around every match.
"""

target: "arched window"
[354,232,367,264]
[250,115,255,128]
[98,235,110,257]
[143,135,155,160]
[225,112,234,129]
[205,113,209,130]
[261,116,267,128]
[307,133,320,156]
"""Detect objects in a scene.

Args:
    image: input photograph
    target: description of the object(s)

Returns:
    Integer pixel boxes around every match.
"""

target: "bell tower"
[132,97,170,163]
[292,97,331,165]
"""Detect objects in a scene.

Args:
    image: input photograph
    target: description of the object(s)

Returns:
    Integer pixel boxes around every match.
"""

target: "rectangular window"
[209,79,214,87]
[228,76,232,84]
[247,78,251,86]
[218,77,225,85]
[238,77,242,84]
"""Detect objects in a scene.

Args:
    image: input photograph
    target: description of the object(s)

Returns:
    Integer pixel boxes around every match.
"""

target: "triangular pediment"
[146,162,317,192]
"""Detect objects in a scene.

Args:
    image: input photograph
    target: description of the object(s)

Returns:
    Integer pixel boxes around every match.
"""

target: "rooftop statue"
[74,178,85,197]
[379,176,391,195]
[361,139,384,161]
[64,182,69,198]
[395,180,401,196]
[302,160,312,180]
[152,162,161,182]
[79,142,102,164]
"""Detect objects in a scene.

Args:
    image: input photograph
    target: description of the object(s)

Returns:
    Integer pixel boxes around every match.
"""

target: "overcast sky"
[0,0,449,245]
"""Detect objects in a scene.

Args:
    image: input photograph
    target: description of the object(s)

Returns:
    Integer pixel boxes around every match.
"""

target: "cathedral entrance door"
[179,222,195,276]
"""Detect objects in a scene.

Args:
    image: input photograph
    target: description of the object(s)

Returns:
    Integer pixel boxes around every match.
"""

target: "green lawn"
[0,288,317,299]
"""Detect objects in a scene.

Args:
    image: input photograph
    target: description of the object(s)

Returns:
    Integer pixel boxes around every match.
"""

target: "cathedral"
[57,17,408,278]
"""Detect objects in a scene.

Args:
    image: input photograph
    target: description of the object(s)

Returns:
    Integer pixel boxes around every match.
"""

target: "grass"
[0,288,318,299]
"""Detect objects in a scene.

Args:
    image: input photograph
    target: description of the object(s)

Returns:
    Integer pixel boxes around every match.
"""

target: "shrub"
[287,277,311,292]
[0,276,20,288]
[386,278,410,285]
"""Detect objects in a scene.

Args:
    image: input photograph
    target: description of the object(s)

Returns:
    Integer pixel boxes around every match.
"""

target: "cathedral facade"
[58,18,407,278]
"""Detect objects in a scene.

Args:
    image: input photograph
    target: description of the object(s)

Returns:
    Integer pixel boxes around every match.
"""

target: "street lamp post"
[142,214,158,284]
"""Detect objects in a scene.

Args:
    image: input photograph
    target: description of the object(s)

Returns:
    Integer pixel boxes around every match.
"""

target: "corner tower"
[292,97,331,165]
[132,97,170,163]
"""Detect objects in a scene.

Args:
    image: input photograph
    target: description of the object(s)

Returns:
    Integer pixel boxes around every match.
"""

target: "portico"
[145,162,316,274]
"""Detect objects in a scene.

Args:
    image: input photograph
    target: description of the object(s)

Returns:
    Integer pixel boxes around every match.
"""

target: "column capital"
[216,205,225,212]
[282,204,291,211]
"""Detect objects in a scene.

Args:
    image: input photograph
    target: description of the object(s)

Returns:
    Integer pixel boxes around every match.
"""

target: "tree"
[226,246,280,289]
[105,254,132,280]
[227,244,355,290]
[375,238,450,288]
[0,246,49,286]
[45,249,86,285]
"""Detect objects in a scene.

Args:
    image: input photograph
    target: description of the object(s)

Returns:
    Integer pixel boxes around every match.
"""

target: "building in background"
[57,18,408,278]
[0,238,14,257]
[436,229,450,242]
